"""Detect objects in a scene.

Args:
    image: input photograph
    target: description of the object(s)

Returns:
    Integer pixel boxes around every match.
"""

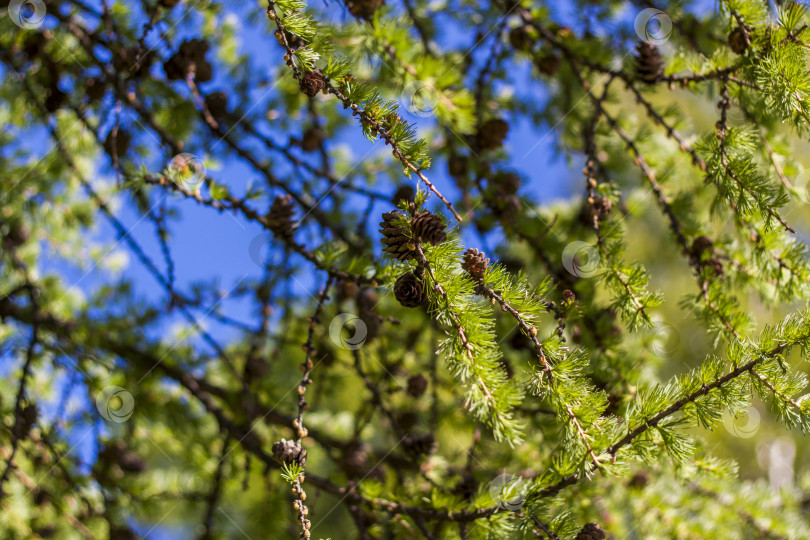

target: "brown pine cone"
[299,70,325,97]
[729,26,749,55]
[537,53,561,76]
[394,272,426,308]
[403,433,437,458]
[447,155,468,178]
[575,523,606,540]
[272,438,307,467]
[406,374,428,397]
[689,235,713,258]
[462,248,489,281]
[163,39,211,82]
[380,211,414,261]
[493,172,520,194]
[118,450,148,473]
[345,0,385,20]
[411,211,446,245]
[300,127,324,152]
[509,27,530,50]
[204,91,228,118]
[266,195,297,242]
[475,118,509,150]
[392,185,415,206]
[159,0,181,8]
[635,41,664,84]
[628,470,649,489]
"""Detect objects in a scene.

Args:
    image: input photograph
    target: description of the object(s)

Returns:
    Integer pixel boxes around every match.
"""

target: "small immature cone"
[266,195,297,242]
[272,438,307,467]
[462,248,489,281]
[299,70,325,97]
[635,41,664,84]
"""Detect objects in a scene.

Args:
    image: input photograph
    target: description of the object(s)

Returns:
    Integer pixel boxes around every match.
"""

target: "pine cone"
[493,172,520,194]
[509,27,530,50]
[204,91,228,118]
[118,450,148,473]
[403,433,437,458]
[411,211,446,245]
[628,470,649,489]
[266,195,297,242]
[575,523,606,540]
[159,0,181,8]
[299,70,325,97]
[345,0,385,20]
[394,272,426,308]
[462,248,489,281]
[163,39,212,82]
[476,118,509,150]
[537,53,561,76]
[379,211,414,261]
[447,155,468,178]
[300,127,324,153]
[690,235,713,258]
[406,374,428,397]
[272,438,307,467]
[729,26,749,55]
[635,41,664,84]
[392,185,415,206]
